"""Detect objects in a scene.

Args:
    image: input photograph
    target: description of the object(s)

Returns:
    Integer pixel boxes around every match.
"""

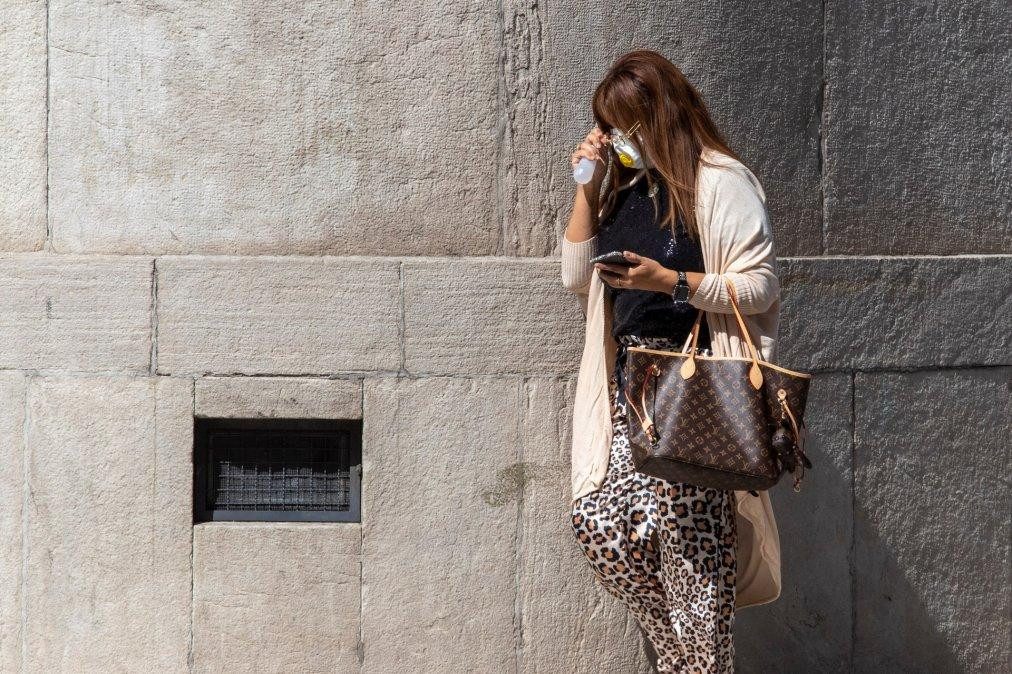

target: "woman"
[562,50,783,673]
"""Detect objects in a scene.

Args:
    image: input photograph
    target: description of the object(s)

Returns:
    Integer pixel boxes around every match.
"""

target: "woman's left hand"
[595,251,675,294]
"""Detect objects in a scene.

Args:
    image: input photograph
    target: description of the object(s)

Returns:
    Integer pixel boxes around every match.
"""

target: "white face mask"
[609,122,648,169]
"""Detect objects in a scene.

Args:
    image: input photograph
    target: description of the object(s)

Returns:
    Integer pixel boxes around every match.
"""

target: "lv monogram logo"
[623,339,813,492]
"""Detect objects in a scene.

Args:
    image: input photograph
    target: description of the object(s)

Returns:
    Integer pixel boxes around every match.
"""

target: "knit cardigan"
[560,147,783,609]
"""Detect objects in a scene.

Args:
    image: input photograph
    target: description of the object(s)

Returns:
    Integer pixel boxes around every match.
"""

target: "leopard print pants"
[570,334,737,673]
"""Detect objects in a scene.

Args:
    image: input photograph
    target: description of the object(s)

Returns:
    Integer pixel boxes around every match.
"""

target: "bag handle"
[679,276,764,389]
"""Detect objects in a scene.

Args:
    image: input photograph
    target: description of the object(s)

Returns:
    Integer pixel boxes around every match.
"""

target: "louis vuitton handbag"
[623,278,813,493]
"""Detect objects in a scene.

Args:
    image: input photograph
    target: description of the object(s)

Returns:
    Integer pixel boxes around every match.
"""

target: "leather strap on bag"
[679,276,764,389]
[625,363,661,446]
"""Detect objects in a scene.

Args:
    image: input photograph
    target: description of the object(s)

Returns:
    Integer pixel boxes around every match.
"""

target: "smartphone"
[590,250,636,267]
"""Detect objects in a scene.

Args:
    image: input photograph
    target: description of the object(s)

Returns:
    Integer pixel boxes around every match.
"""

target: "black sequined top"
[596,169,710,348]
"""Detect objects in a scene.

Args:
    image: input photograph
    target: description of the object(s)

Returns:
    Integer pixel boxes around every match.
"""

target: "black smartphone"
[590,250,636,267]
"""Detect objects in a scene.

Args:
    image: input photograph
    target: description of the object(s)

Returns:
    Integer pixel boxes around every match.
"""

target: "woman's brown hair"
[590,49,750,239]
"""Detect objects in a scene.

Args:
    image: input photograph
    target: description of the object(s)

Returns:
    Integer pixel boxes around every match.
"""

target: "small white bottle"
[572,156,596,184]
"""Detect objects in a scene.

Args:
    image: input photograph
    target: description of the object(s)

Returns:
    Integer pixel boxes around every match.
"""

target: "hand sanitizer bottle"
[572,156,596,184]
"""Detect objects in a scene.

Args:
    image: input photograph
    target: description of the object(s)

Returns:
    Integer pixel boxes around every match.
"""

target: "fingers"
[590,126,611,145]
[587,128,610,153]
[597,269,620,287]
[572,126,611,166]
[579,140,603,162]
[595,262,623,273]
[596,257,659,290]
[596,256,642,274]
[598,270,627,288]
[571,148,599,167]
[622,250,641,263]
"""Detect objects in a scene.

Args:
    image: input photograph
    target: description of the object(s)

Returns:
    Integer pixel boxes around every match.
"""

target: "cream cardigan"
[560,147,783,609]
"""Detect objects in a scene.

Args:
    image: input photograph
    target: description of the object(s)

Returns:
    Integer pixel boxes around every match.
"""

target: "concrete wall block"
[825,1,1011,254]
[518,376,652,673]
[157,256,401,376]
[407,255,1012,376]
[48,1,501,256]
[403,258,583,375]
[779,256,1012,371]
[24,376,193,671]
[0,373,27,671]
[0,254,153,372]
[361,377,521,673]
[192,523,362,673]
[853,368,1010,672]
[0,1,46,250]
[735,372,854,672]
[541,1,824,257]
[195,375,362,419]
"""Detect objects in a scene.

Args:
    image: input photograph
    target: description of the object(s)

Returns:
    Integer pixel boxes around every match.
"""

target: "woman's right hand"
[565,125,609,239]
[570,125,610,169]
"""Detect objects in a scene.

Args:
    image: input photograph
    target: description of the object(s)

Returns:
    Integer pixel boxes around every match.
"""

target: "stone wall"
[1,1,1008,672]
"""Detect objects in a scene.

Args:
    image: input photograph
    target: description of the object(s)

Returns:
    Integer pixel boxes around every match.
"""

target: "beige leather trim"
[624,346,813,379]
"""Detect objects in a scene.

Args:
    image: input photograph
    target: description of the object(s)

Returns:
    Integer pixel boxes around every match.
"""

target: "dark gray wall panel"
[779,256,1012,371]
[825,1,1011,254]
[853,369,1010,672]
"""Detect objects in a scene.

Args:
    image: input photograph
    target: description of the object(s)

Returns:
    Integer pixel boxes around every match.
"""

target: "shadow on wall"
[732,372,859,672]
[733,369,1008,673]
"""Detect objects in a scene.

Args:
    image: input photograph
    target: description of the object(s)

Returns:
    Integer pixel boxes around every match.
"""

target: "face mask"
[609,121,647,169]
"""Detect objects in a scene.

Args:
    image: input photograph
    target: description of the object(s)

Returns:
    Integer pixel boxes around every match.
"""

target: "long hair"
[591,49,750,239]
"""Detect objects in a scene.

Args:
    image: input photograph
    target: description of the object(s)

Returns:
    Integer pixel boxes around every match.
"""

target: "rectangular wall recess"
[194,418,362,523]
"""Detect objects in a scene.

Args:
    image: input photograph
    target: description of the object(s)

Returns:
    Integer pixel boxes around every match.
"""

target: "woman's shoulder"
[697,147,766,204]
[694,148,773,241]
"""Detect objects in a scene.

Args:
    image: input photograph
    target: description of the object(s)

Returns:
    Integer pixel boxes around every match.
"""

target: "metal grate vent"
[194,418,362,523]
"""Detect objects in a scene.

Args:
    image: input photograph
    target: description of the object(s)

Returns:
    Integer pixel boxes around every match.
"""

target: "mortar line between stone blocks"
[849,369,857,672]
[150,259,159,375]
[44,0,51,251]
[149,365,161,664]
[358,378,365,671]
[787,253,1012,261]
[397,261,406,376]
[187,379,196,672]
[20,375,31,672]
[819,0,829,255]
[19,251,1004,262]
[358,523,364,671]
[2,364,1009,382]
[513,376,525,674]
[845,363,1011,375]
[494,0,508,257]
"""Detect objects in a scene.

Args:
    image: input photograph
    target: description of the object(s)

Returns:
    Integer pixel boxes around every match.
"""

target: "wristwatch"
[671,270,690,303]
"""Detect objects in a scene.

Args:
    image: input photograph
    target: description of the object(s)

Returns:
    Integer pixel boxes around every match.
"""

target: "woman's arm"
[687,168,780,315]
[560,184,599,294]
[561,128,611,295]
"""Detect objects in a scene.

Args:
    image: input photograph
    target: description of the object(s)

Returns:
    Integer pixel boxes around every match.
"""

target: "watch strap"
[672,270,690,302]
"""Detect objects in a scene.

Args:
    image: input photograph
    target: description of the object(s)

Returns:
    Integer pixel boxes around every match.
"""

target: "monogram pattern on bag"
[624,349,811,491]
